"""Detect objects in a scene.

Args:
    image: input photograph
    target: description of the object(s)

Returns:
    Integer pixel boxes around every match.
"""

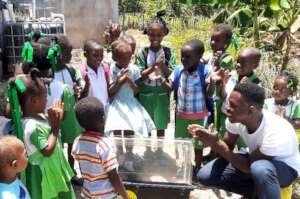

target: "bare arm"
[127,78,139,94]
[42,101,64,157]
[188,124,273,173]
[108,169,129,199]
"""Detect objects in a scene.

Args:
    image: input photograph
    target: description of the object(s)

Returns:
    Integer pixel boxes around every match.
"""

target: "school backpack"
[172,64,214,122]
[141,46,172,67]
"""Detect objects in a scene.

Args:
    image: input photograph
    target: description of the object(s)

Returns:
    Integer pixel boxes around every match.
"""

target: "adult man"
[188,83,300,199]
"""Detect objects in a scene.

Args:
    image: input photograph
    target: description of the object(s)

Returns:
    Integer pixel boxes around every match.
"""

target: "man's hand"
[188,124,219,146]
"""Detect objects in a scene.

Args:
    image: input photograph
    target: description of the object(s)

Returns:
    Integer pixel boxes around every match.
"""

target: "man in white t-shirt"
[188,83,300,199]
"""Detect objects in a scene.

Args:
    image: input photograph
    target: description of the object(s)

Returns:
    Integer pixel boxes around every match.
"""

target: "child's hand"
[73,83,82,100]
[84,74,90,88]
[47,101,64,134]
[210,67,224,82]
[155,52,165,69]
[212,51,223,68]
[117,69,129,84]
[240,76,250,84]
[222,70,230,85]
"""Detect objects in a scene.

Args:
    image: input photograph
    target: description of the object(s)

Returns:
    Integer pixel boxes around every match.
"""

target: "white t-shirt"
[86,64,109,109]
[47,79,64,108]
[226,110,300,175]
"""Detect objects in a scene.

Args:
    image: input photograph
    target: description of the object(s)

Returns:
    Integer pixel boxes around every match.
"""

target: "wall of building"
[62,0,119,48]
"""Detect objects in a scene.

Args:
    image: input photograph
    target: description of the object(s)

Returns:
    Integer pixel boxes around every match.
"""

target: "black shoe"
[71,176,83,186]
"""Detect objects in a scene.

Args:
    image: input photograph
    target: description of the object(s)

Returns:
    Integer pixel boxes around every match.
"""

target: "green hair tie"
[6,78,27,141]
[21,42,34,62]
[47,43,62,76]
[27,31,45,40]
[230,34,240,51]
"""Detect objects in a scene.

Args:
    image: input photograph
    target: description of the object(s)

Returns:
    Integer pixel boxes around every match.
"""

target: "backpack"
[173,64,214,123]
[142,46,172,67]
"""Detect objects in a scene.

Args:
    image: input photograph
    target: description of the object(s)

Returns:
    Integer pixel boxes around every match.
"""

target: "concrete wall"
[62,0,118,48]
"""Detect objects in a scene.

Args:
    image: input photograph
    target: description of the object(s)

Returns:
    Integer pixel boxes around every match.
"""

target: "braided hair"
[145,10,169,35]
[278,70,299,94]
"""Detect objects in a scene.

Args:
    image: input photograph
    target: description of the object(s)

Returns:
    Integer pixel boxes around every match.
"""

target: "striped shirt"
[72,131,118,199]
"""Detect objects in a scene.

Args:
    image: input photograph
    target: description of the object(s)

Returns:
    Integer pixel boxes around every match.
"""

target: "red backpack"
[80,63,111,89]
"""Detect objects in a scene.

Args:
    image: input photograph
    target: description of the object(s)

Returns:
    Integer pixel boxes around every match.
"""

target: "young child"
[72,97,129,199]
[0,135,30,199]
[105,40,156,137]
[264,71,300,130]
[169,39,214,169]
[221,47,261,148]
[135,11,176,138]
[205,24,236,137]
[80,39,110,112]
[12,72,75,199]
[53,35,84,185]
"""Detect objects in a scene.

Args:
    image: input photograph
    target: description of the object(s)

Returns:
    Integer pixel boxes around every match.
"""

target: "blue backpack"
[172,64,214,124]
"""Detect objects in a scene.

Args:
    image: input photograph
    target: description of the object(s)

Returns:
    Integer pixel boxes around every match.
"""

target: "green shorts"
[138,84,170,130]
[175,114,205,149]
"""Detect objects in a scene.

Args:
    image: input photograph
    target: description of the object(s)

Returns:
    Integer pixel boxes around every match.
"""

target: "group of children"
[0,11,299,199]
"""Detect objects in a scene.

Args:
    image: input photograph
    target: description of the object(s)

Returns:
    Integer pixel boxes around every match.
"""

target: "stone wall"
[62,0,119,48]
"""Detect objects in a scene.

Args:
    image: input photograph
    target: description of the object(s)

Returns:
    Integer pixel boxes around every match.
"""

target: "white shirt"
[86,64,109,108]
[54,68,74,94]
[226,110,300,175]
[47,79,64,108]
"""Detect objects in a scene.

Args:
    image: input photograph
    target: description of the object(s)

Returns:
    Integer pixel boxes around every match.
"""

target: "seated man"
[188,83,300,199]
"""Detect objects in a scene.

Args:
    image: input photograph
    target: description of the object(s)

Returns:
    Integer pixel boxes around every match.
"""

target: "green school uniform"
[22,117,75,199]
[135,47,176,130]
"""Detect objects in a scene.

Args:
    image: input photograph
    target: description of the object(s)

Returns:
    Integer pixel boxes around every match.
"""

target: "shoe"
[71,176,83,186]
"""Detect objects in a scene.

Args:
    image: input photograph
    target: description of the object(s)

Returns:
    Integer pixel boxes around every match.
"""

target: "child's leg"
[67,143,74,169]
[157,129,165,138]
[113,130,123,154]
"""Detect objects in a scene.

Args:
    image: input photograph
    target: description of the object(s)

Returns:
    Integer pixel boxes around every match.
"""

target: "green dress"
[135,46,176,130]
[22,117,75,199]
[60,86,83,143]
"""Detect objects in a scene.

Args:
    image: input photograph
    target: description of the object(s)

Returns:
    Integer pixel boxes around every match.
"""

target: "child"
[135,11,176,138]
[72,97,129,199]
[221,47,261,148]
[0,135,30,199]
[80,39,110,112]
[169,39,214,168]
[264,71,300,130]
[205,24,236,137]
[105,40,156,137]
[53,35,84,185]
[12,72,75,199]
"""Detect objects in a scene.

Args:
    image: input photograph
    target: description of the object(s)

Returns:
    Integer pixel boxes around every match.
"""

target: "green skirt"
[60,87,83,143]
[175,114,205,149]
[26,144,75,199]
[138,84,170,130]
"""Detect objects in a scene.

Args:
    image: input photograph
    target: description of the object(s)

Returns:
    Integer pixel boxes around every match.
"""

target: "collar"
[83,131,103,138]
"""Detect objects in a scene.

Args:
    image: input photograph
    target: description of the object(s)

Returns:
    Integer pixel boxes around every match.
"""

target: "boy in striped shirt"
[72,97,129,199]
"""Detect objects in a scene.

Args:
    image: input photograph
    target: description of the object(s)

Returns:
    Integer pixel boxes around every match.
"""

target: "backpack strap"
[142,47,149,68]
[65,64,77,83]
[173,65,184,101]
[102,63,111,86]
[162,46,171,67]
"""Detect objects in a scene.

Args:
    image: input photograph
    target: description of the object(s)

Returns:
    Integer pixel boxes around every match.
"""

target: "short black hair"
[278,70,299,93]
[75,97,104,131]
[233,82,265,108]
[214,23,233,42]
[83,39,102,53]
[184,39,205,57]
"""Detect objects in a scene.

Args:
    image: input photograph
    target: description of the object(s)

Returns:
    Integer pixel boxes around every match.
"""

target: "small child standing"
[169,39,214,168]
[72,97,129,199]
[205,24,236,136]
[80,39,110,112]
[0,135,30,199]
[135,11,176,138]
[12,73,75,199]
[264,71,300,131]
[105,40,156,137]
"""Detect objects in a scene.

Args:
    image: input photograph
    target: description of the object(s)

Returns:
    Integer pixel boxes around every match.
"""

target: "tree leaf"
[291,15,300,33]
[268,0,281,11]
[280,0,290,10]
